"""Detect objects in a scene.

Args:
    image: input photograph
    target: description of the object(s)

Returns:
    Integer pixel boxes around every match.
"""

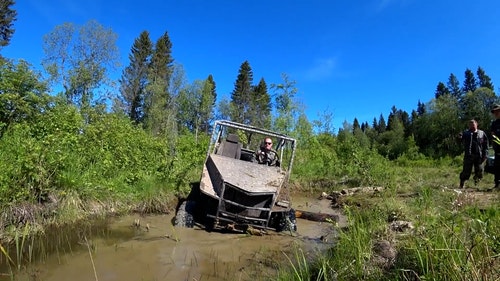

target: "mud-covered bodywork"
[183,120,297,232]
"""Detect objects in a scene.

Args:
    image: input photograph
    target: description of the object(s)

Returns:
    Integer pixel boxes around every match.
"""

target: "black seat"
[217,133,242,159]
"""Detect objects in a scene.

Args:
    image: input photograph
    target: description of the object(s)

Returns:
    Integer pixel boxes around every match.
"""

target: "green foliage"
[0,59,48,137]
[0,99,177,204]
[271,73,301,135]
[229,60,254,125]
[373,117,411,160]
[118,30,153,123]
[176,79,215,134]
[42,20,119,107]
[395,194,500,280]
[282,161,499,281]
[143,31,175,137]
[413,94,462,157]
[294,129,395,189]
[477,66,494,91]
[462,87,497,128]
[0,0,16,49]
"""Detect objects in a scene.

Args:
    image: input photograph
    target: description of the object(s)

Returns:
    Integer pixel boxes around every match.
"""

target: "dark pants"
[494,153,500,185]
[460,154,483,182]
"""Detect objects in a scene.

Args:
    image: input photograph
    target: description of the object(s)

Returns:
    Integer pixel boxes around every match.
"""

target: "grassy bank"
[277,160,500,281]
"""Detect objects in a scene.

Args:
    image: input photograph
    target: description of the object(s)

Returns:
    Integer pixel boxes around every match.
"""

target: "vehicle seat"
[217,133,242,159]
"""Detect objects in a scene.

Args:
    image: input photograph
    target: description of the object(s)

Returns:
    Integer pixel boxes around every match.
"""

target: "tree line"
[1,1,499,205]
[345,66,497,159]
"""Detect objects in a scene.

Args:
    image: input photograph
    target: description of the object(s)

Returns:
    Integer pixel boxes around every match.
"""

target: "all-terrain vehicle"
[174,120,297,232]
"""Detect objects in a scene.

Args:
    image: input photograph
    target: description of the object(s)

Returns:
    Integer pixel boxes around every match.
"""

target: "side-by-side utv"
[174,120,297,232]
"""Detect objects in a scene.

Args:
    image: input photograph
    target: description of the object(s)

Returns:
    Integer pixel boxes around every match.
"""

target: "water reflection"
[1,195,341,281]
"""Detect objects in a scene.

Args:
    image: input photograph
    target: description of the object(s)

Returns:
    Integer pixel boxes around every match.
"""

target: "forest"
[1,1,499,280]
[1,7,498,207]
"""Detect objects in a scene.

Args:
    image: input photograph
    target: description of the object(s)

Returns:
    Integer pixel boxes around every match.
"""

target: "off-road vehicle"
[174,120,297,232]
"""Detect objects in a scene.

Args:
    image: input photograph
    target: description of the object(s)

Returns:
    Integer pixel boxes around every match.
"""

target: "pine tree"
[353,118,360,132]
[372,117,378,132]
[417,100,426,116]
[377,114,386,133]
[198,78,216,134]
[476,66,494,91]
[230,60,253,124]
[144,31,174,136]
[447,73,461,99]
[119,31,153,123]
[250,78,271,129]
[207,74,217,106]
[435,82,450,99]
[462,68,477,93]
[387,106,397,131]
[0,0,16,50]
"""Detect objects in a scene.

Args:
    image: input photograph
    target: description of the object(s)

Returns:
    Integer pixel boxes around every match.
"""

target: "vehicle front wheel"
[276,209,297,232]
[174,200,195,228]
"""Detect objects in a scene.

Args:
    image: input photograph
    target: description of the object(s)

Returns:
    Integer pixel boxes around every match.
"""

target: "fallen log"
[295,209,339,223]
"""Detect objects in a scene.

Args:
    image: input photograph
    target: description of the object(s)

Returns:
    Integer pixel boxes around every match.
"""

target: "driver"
[255,137,280,166]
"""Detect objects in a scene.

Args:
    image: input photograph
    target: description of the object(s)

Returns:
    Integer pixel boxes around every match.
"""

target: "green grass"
[278,161,500,281]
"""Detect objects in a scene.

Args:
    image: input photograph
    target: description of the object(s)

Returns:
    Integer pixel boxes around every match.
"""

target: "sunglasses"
[265,142,272,145]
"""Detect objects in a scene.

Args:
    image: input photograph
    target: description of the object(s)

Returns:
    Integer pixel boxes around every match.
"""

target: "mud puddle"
[4,195,343,281]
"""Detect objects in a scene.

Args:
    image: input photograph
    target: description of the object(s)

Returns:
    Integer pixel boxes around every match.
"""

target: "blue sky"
[3,0,500,131]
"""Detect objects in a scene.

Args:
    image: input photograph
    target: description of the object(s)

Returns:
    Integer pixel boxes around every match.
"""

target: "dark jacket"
[255,148,280,166]
[461,129,488,158]
[491,119,500,153]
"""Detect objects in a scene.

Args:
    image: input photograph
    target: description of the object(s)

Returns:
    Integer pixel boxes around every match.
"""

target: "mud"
[3,195,343,281]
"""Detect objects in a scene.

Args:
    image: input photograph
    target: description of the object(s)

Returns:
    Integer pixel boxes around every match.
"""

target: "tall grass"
[396,206,500,280]
[280,161,500,281]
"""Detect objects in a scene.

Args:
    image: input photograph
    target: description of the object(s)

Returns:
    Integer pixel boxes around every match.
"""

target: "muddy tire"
[174,200,195,228]
[276,209,297,232]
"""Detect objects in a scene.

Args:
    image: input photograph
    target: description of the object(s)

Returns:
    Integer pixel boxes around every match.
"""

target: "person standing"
[459,119,488,188]
[490,104,500,189]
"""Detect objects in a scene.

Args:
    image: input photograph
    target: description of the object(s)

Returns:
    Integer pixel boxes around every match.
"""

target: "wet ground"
[2,194,343,281]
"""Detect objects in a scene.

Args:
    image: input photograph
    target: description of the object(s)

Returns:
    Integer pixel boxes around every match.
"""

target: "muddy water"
[5,195,343,281]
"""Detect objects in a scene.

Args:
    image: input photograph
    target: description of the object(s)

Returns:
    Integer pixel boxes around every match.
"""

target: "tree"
[462,68,477,94]
[118,31,153,123]
[250,78,271,129]
[462,87,496,129]
[0,59,48,137]
[200,75,217,133]
[387,106,410,136]
[377,114,386,133]
[230,60,253,124]
[476,66,494,92]
[144,31,175,136]
[271,73,301,136]
[42,20,119,109]
[353,118,360,132]
[447,73,461,99]
[207,74,217,106]
[435,82,450,99]
[176,78,215,137]
[413,94,462,157]
[0,0,16,50]
[372,117,378,132]
[313,107,335,135]
[375,117,407,160]
[417,100,426,116]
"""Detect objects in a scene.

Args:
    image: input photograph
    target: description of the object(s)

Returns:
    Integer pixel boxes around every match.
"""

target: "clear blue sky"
[3,0,500,131]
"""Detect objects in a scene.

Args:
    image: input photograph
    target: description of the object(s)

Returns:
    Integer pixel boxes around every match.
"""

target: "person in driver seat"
[255,137,280,166]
